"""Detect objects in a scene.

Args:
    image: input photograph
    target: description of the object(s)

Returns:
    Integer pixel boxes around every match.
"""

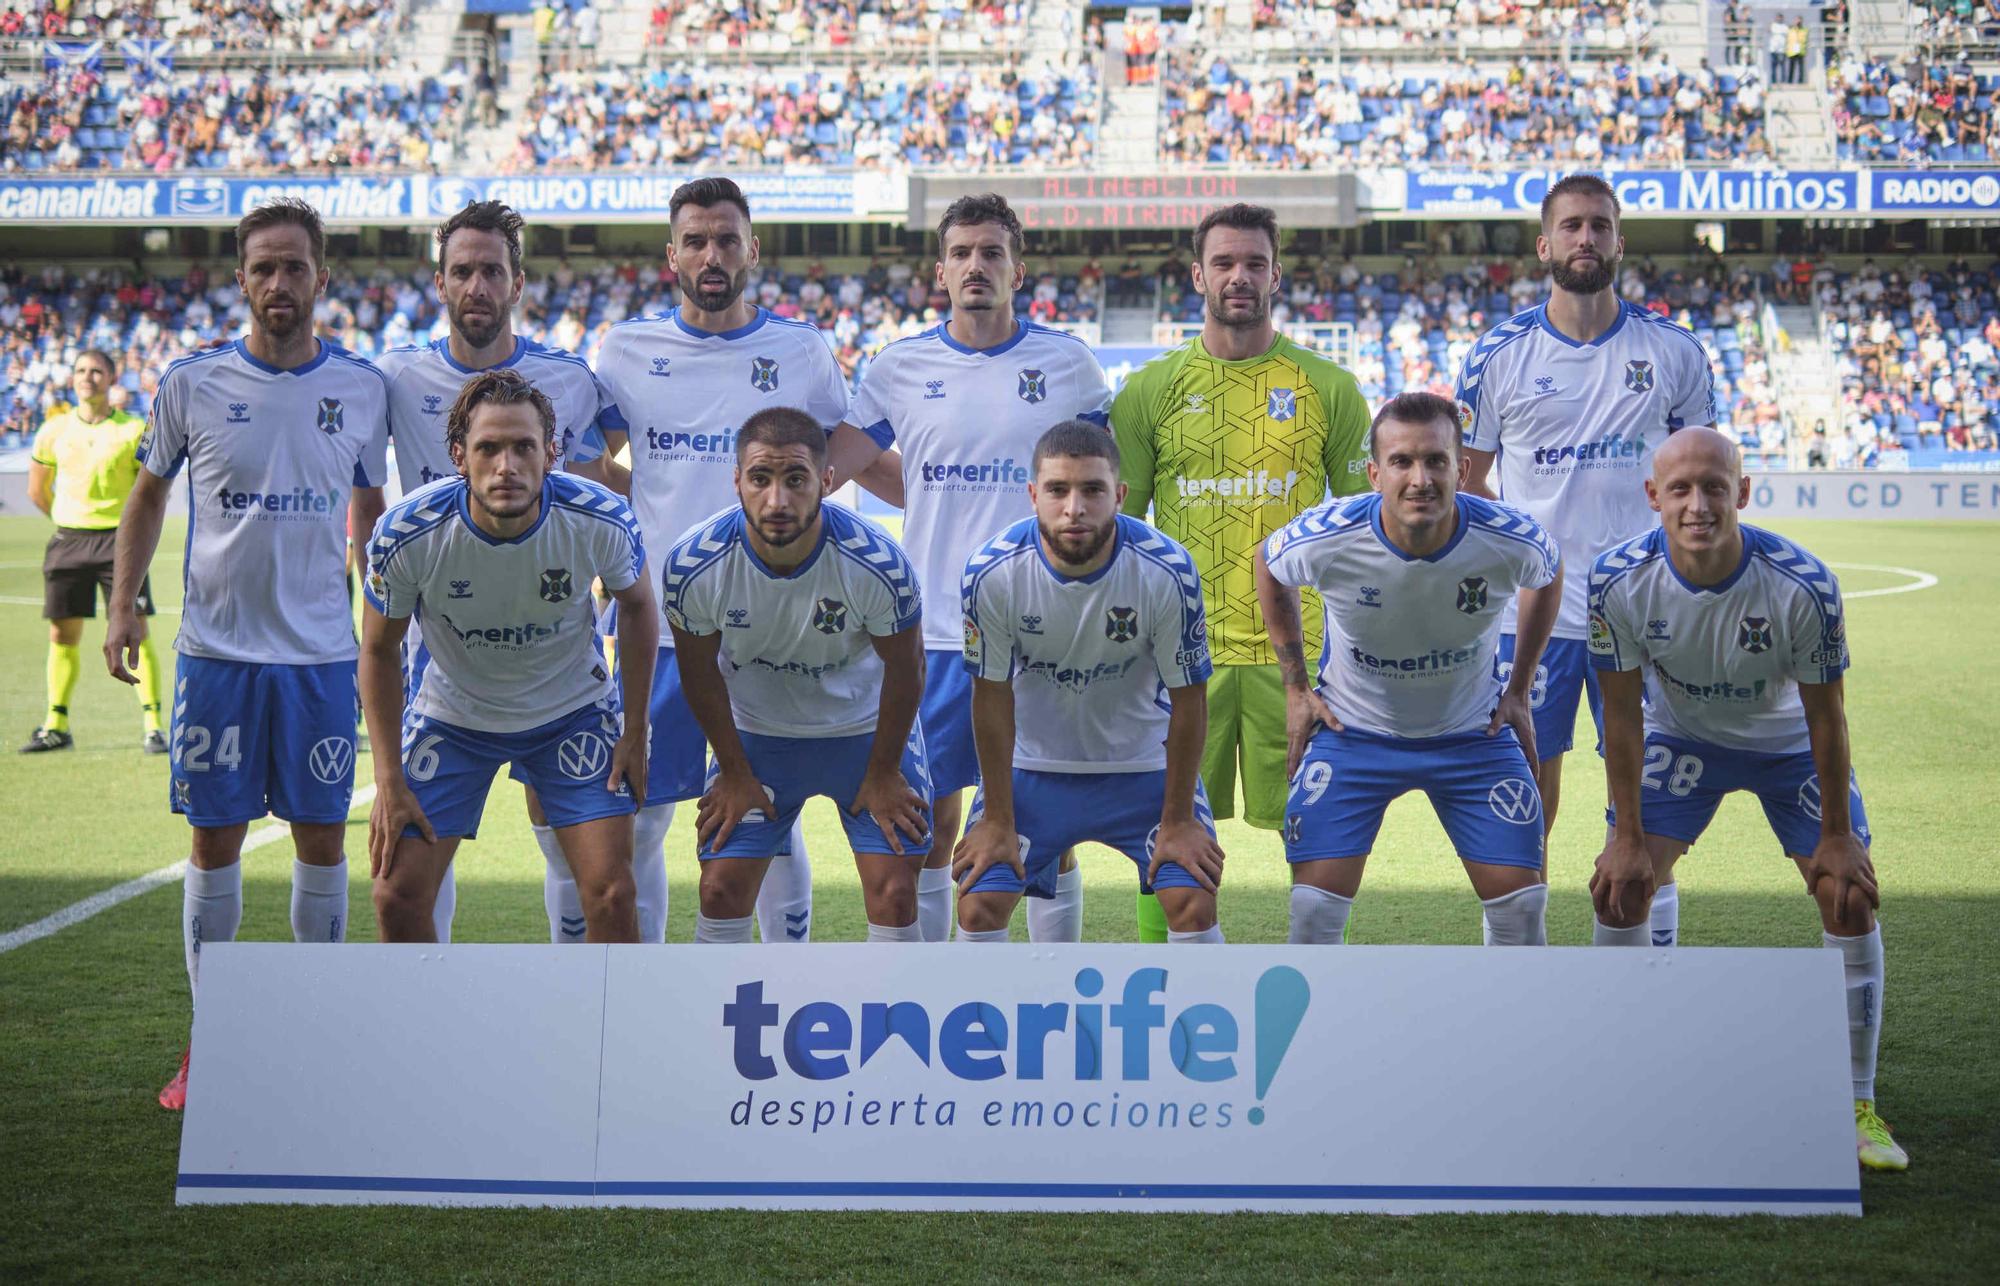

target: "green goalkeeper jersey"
[1111,333,1371,667]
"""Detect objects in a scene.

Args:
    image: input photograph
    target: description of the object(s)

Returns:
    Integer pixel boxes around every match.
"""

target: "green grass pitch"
[1,514,1995,1281]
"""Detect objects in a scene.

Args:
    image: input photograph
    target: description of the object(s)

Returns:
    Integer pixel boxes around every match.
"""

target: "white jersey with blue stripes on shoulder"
[1587,524,1847,755]
[364,472,645,734]
[374,337,618,495]
[1263,493,1562,739]
[593,308,850,627]
[961,513,1211,773]
[137,338,389,665]
[1454,300,1716,639]
[662,500,920,739]
[848,322,1113,652]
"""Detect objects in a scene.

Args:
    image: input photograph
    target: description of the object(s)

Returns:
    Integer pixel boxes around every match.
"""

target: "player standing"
[594,178,845,945]
[1113,203,1371,942]
[954,423,1224,942]
[826,192,1112,943]
[1255,393,1562,947]
[662,409,929,943]
[376,200,625,944]
[104,199,389,1110]
[1454,173,1717,944]
[22,349,167,754]
[361,370,654,944]
[1587,428,1907,1171]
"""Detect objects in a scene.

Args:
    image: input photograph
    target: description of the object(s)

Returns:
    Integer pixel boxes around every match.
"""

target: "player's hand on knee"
[850,767,928,857]
[1590,833,1656,925]
[696,768,768,851]
[1803,832,1879,928]
[952,820,1024,888]
[1285,686,1341,778]
[607,729,648,808]
[1150,819,1224,893]
[1488,691,1540,778]
[369,783,435,879]
[103,611,146,685]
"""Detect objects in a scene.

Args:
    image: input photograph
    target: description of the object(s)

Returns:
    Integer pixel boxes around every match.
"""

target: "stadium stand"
[1831,54,1999,165]
[1186,0,1656,50]
[8,0,408,52]
[641,0,1028,53]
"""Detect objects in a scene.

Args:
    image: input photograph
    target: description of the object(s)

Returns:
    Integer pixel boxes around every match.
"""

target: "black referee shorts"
[42,527,155,620]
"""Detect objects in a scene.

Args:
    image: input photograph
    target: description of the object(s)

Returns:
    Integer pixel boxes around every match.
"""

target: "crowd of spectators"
[642,0,1025,51]
[1,64,466,173]
[1832,55,1999,166]
[1814,255,2000,461]
[1198,0,1654,48]
[1160,51,1769,169]
[5,0,406,54]
[502,60,1095,171]
[1909,0,2000,50]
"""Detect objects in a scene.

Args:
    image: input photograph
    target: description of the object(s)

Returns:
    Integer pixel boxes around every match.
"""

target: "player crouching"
[361,370,655,943]
[1587,427,1907,1171]
[953,422,1225,942]
[664,408,931,943]
[1255,392,1563,947]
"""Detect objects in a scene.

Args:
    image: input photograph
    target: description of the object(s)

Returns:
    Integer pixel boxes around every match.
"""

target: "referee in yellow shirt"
[22,349,167,753]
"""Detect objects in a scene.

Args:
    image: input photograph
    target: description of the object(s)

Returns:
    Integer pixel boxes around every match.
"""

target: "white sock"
[755,818,812,943]
[1168,924,1225,944]
[1593,918,1652,946]
[1027,863,1084,943]
[694,912,755,943]
[866,920,923,943]
[182,862,242,993]
[1288,885,1353,944]
[1826,925,1884,1101]
[1479,884,1548,946]
[431,862,456,944]
[916,865,954,942]
[535,823,586,944]
[1650,881,1680,946]
[630,802,675,944]
[290,857,348,944]
[957,925,1010,943]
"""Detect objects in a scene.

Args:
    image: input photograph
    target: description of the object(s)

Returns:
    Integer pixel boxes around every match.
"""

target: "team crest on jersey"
[316,397,344,436]
[1625,360,1655,393]
[1268,388,1297,421]
[811,597,848,635]
[750,356,780,392]
[540,567,573,604]
[1737,615,1773,654]
[1455,576,1489,614]
[1018,369,1047,404]
[1284,815,1303,845]
[227,402,251,424]
[651,357,672,377]
[1105,606,1139,643]
[422,394,444,415]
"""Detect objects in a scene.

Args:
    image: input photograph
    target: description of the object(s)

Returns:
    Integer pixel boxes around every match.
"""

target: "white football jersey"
[139,339,389,665]
[364,473,644,733]
[848,322,1112,652]
[1587,525,1847,754]
[594,308,850,630]
[1263,493,1562,739]
[662,501,920,738]
[1454,300,1716,638]
[961,514,1210,773]
[375,337,616,494]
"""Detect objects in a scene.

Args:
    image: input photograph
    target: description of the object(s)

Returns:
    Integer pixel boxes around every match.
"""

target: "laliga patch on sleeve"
[1588,611,1613,654]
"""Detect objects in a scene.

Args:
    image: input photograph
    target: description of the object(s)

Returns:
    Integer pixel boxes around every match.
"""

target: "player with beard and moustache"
[362,370,653,947]
[1111,203,1371,943]
[593,178,857,946]
[1453,174,1717,945]
[826,193,1112,943]
[105,199,390,1110]
[375,201,628,946]
[662,409,930,944]
[954,422,1223,942]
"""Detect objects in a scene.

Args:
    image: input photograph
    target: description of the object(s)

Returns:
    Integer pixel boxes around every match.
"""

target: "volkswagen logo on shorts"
[308,736,354,785]
[558,731,609,781]
[1487,777,1541,825]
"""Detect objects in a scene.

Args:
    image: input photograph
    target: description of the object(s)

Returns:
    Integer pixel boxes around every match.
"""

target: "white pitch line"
[1827,562,1940,600]
[0,783,377,956]
[0,595,181,614]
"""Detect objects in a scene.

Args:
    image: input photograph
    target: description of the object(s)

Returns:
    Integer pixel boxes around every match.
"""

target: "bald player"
[1587,428,1906,1172]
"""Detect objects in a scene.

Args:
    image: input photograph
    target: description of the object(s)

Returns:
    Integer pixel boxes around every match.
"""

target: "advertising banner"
[1402,169,1868,217]
[1746,471,2000,519]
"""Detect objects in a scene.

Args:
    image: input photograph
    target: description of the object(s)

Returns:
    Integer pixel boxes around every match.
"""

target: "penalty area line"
[0,784,377,956]
[1827,562,1939,600]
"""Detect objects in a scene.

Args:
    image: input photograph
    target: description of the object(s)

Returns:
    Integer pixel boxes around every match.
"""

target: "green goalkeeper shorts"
[1199,663,1288,831]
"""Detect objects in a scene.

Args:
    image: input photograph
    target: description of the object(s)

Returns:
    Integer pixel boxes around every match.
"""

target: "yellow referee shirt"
[30,407,150,530]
